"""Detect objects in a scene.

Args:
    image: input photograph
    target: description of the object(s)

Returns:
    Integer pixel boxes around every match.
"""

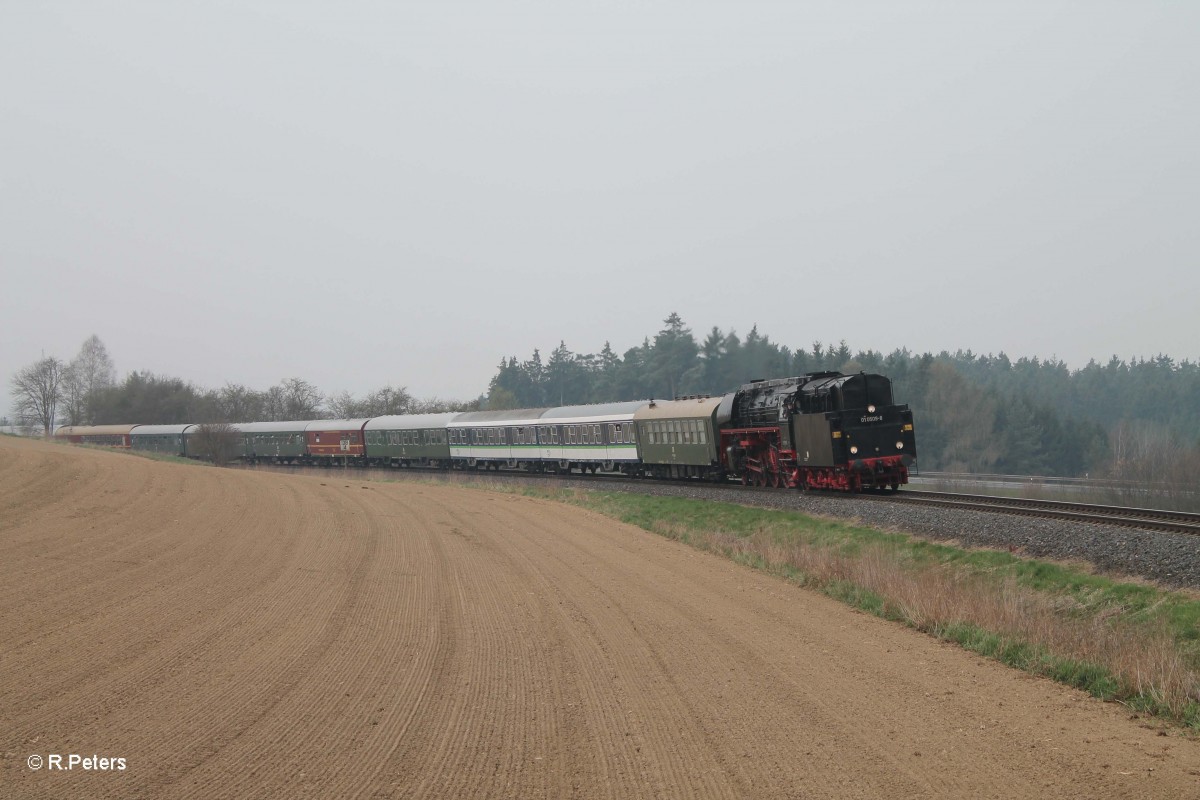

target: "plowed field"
[3,435,1198,798]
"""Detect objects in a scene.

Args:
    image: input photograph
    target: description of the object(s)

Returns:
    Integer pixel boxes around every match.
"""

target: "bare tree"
[923,362,1001,472]
[326,390,364,419]
[59,335,117,425]
[60,363,87,426]
[412,395,481,413]
[364,385,413,416]
[190,422,240,466]
[262,385,287,421]
[327,385,414,418]
[1103,420,1200,510]
[279,378,323,420]
[217,383,264,422]
[11,356,65,436]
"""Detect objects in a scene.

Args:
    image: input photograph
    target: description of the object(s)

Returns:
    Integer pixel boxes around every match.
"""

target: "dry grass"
[658,521,1199,720]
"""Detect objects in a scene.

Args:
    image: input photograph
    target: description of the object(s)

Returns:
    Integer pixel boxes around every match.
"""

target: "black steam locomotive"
[719,372,916,491]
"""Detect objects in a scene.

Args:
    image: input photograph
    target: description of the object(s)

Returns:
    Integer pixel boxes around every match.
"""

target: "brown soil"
[3,435,1198,799]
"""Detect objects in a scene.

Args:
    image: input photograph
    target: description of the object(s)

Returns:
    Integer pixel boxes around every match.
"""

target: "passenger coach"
[447,409,546,470]
[239,421,307,463]
[305,419,370,464]
[634,397,726,479]
[364,412,458,467]
[54,424,138,448]
[536,401,645,474]
[131,424,197,456]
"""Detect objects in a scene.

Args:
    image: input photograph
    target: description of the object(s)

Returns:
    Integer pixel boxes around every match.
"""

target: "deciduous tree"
[10,356,64,436]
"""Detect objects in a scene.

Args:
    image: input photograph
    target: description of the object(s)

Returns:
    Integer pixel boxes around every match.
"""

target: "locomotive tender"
[55,371,916,492]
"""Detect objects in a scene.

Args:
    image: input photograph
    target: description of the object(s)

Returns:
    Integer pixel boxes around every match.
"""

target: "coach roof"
[236,421,309,433]
[364,412,463,431]
[131,424,197,436]
[632,396,724,421]
[54,424,140,436]
[539,400,649,424]
[448,409,548,426]
[304,418,372,433]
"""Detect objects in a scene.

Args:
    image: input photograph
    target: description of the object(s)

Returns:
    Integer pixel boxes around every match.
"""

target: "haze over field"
[3,3,1197,400]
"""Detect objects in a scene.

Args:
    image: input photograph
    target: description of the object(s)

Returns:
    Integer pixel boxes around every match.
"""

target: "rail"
[881,490,1200,535]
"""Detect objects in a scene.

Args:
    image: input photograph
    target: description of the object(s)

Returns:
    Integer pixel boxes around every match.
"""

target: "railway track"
[876,490,1200,535]
[232,461,1200,536]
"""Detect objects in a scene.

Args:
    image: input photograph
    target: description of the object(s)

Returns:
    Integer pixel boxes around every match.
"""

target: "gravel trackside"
[3,436,1199,799]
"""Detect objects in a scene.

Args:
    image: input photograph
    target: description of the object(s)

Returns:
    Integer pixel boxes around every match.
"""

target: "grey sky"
[3,2,1197,403]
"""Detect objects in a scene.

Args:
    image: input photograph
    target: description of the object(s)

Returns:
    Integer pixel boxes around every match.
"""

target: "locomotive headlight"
[867,405,876,413]
[850,446,858,454]
[896,441,904,449]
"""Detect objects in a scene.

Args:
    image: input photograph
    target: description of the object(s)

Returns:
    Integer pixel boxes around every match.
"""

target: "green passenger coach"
[364,412,459,467]
[633,396,728,479]
[238,421,308,463]
[131,424,196,456]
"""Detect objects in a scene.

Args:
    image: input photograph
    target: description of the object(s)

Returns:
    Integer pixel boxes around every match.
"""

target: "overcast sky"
[3,2,1197,403]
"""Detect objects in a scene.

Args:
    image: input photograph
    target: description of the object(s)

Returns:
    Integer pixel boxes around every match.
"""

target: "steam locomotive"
[720,372,916,491]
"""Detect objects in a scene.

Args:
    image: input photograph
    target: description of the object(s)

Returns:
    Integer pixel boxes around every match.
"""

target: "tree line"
[6,336,476,434]
[9,321,1200,484]
[485,314,1199,480]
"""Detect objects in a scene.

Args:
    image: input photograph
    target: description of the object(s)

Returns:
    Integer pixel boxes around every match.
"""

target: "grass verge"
[516,487,1200,729]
